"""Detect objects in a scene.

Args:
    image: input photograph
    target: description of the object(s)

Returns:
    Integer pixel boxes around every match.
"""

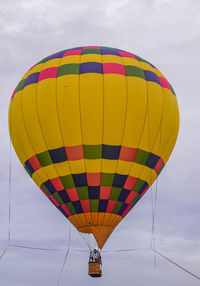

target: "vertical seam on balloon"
[20,66,51,196]
[159,92,177,164]
[144,73,165,188]
[55,52,86,227]
[78,48,93,226]
[109,51,128,221]
[121,55,149,204]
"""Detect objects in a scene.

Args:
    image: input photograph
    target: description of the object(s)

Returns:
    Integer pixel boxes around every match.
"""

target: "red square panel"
[100,186,112,199]
[106,200,117,213]
[125,191,137,204]
[103,63,126,75]
[119,146,137,162]
[65,145,84,160]
[61,204,71,216]
[87,173,101,186]
[154,158,164,173]
[66,188,79,201]
[29,155,42,171]
[50,177,64,191]
[63,49,82,56]
[124,176,137,190]
[38,67,58,81]
[81,200,91,213]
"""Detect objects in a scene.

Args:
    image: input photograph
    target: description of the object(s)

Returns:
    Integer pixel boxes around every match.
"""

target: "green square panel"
[66,202,76,215]
[81,49,101,55]
[113,201,123,214]
[132,179,145,192]
[134,149,149,165]
[60,174,75,188]
[76,187,89,200]
[83,145,102,159]
[52,192,64,205]
[57,64,79,76]
[41,183,51,196]
[125,66,145,79]
[16,79,25,92]
[37,151,53,167]
[130,194,139,206]
[100,173,115,186]
[109,187,122,200]
[90,200,99,212]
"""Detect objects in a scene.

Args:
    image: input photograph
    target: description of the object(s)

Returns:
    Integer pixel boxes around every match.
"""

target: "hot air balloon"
[8,46,179,277]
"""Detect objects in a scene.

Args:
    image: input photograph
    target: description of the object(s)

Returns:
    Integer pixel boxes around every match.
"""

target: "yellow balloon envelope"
[8,46,179,248]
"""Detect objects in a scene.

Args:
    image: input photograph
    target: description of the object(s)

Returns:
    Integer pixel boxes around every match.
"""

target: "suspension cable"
[8,139,12,244]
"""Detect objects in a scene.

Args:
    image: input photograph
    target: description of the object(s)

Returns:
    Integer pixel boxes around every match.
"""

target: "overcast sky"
[0,0,200,285]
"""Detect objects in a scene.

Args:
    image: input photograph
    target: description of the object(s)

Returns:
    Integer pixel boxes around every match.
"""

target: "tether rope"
[56,226,71,286]
[151,248,200,280]
[10,244,62,252]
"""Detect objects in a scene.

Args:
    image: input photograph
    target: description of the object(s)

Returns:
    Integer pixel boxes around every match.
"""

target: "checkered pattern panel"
[11,46,176,100]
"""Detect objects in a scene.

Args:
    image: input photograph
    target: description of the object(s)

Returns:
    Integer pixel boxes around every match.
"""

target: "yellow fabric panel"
[129,162,144,178]
[139,62,155,73]
[101,159,118,173]
[32,168,48,187]
[9,102,24,165]
[57,75,82,146]
[122,77,147,148]
[137,113,149,151]
[102,55,122,64]
[116,160,132,175]
[139,82,162,152]
[103,74,126,145]
[139,166,157,186]
[122,57,140,67]
[68,159,85,174]
[152,67,165,78]
[54,161,71,176]
[151,88,174,156]
[147,82,163,150]
[42,165,59,179]
[81,54,101,63]
[37,78,63,150]
[162,96,179,163]
[85,159,102,173]
[61,55,80,65]
[43,59,61,69]
[10,91,34,161]
[21,84,47,154]
[80,73,103,145]
[26,64,44,76]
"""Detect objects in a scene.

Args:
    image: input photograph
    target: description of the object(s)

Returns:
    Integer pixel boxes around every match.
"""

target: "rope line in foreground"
[152,248,200,280]
[57,226,71,286]
[10,244,62,252]
[0,246,9,260]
